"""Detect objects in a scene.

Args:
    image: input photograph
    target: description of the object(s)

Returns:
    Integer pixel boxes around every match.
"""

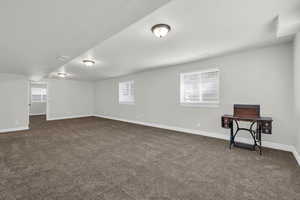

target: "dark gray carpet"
[0,115,299,200]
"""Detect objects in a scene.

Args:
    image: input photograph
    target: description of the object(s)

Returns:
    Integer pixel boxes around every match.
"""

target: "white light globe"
[151,24,171,38]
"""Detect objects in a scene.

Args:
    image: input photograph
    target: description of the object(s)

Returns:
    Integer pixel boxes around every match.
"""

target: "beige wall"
[0,74,29,132]
[30,102,46,116]
[294,33,300,153]
[95,43,295,146]
[47,79,94,120]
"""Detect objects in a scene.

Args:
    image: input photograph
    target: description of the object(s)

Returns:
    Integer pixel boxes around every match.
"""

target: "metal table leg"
[230,120,262,154]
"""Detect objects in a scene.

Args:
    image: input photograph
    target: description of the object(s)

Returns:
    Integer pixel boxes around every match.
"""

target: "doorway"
[29,82,47,128]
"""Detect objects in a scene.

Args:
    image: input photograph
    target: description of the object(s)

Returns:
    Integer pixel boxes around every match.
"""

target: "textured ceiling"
[0,0,299,81]
[59,0,300,81]
[0,0,170,80]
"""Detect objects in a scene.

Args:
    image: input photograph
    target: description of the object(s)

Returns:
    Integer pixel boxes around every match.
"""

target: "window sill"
[119,102,135,105]
[180,103,220,108]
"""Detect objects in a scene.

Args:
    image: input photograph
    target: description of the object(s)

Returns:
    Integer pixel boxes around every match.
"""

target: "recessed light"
[82,59,95,67]
[151,24,171,38]
[57,72,68,78]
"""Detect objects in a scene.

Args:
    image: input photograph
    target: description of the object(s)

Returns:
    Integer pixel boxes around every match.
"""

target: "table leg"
[230,124,233,149]
[259,131,262,155]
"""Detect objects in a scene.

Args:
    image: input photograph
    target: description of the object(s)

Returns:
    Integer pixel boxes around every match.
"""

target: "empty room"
[1,0,300,199]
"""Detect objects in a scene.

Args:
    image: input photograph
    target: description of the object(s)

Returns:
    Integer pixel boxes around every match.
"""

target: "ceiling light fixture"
[82,59,95,67]
[57,72,68,78]
[151,24,171,38]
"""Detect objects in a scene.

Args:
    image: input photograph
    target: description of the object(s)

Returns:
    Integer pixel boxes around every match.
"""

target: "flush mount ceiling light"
[57,72,68,78]
[82,59,95,67]
[151,24,171,38]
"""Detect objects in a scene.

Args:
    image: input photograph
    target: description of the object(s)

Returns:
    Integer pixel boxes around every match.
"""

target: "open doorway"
[29,82,47,128]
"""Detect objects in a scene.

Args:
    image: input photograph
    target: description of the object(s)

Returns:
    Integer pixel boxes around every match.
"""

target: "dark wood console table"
[221,105,273,155]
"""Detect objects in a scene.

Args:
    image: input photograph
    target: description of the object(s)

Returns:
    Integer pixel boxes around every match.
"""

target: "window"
[119,81,134,104]
[180,69,219,106]
[31,88,47,102]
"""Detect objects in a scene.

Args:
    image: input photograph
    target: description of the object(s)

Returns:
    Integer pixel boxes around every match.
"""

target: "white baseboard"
[47,114,92,121]
[95,114,228,139]
[94,114,299,166]
[292,147,300,166]
[0,126,29,133]
[30,113,46,116]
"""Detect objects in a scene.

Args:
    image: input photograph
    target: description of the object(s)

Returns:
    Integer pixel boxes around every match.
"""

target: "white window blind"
[31,88,47,102]
[119,81,134,104]
[180,69,219,105]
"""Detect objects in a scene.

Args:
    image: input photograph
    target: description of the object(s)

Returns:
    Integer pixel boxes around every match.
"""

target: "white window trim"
[119,102,135,105]
[180,68,220,107]
[180,103,220,108]
[119,80,135,105]
[31,100,47,103]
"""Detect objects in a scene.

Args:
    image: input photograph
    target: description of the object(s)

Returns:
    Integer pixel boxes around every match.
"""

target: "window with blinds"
[119,80,134,104]
[180,69,219,105]
[31,88,47,102]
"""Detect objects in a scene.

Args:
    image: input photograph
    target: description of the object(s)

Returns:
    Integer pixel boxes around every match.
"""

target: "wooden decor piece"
[221,104,273,155]
[233,104,260,118]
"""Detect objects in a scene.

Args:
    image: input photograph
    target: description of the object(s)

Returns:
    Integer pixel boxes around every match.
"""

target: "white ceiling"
[0,0,170,80]
[1,0,300,81]
[58,0,300,81]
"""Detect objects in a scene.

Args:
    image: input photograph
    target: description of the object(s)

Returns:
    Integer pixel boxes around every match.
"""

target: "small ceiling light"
[151,24,171,38]
[82,59,95,67]
[57,72,68,78]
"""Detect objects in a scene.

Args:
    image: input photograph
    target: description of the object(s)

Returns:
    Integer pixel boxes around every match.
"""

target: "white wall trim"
[94,114,299,166]
[30,113,46,116]
[0,126,29,133]
[292,147,300,166]
[47,114,92,121]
